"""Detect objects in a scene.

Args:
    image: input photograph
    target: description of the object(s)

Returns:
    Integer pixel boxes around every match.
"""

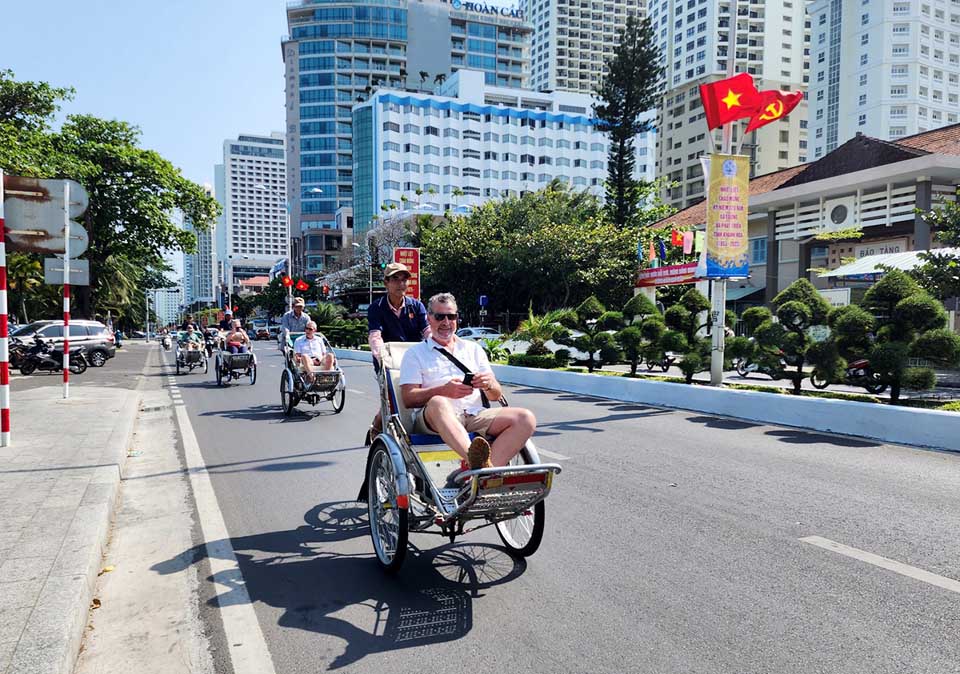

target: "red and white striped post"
[0,170,10,445]
[62,180,70,399]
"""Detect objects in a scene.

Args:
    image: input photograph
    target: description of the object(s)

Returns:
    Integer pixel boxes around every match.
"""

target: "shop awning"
[726,283,766,301]
[819,248,960,278]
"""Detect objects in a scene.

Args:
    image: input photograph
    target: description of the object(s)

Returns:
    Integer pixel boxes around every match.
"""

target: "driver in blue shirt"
[365,262,430,442]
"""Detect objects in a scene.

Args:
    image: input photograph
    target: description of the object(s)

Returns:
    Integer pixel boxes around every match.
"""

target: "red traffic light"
[295,279,310,292]
[281,275,294,287]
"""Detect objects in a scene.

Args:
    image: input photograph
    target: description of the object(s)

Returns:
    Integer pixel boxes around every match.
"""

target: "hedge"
[507,353,562,369]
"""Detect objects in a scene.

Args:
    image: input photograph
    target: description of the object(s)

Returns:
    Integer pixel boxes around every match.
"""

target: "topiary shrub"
[553,348,571,368]
[507,353,558,369]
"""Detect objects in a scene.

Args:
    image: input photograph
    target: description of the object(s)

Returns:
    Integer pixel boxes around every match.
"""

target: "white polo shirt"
[398,337,492,415]
[293,334,327,360]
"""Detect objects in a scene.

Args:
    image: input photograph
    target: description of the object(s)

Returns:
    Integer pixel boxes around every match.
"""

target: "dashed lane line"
[801,536,960,595]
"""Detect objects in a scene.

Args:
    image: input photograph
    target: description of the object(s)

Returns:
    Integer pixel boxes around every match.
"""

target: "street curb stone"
[332,348,960,452]
[5,392,139,674]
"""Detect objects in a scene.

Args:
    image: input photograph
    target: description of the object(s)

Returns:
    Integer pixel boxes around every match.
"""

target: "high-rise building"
[352,69,609,238]
[152,288,183,327]
[522,0,642,93]
[220,133,287,293]
[807,0,960,161]
[283,0,531,276]
[650,0,810,210]
[183,185,218,308]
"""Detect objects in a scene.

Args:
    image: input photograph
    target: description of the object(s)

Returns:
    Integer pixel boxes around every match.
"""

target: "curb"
[7,392,141,674]
[332,348,959,452]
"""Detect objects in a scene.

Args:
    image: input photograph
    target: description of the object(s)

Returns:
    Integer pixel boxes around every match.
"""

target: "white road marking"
[537,448,569,461]
[347,388,366,396]
[801,536,960,595]
[167,369,278,673]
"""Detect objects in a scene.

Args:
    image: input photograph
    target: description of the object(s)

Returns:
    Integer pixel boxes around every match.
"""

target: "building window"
[858,114,867,125]
[749,238,767,265]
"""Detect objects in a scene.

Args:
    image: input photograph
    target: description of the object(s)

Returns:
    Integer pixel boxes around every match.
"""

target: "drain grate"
[140,405,166,413]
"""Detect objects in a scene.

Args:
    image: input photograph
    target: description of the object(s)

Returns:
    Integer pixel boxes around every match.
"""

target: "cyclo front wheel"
[331,385,345,413]
[495,452,545,557]
[367,445,408,572]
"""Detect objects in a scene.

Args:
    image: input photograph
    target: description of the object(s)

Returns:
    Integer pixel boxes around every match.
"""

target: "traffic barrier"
[333,348,959,451]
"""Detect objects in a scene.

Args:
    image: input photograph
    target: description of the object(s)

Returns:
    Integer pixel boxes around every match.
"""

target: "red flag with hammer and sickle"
[745,90,803,132]
[698,73,762,130]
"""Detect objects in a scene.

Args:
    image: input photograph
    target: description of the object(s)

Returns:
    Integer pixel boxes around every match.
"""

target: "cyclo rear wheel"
[495,452,545,557]
[280,371,296,416]
[367,445,408,572]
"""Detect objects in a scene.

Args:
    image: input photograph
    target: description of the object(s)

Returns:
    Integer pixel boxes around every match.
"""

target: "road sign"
[44,258,89,286]
[3,177,89,256]
[479,295,488,307]
[6,222,88,257]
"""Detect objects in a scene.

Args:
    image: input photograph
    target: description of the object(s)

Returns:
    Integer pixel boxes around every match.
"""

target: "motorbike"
[735,348,794,380]
[161,334,172,351]
[810,358,887,394]
[644,352,677,373]
[19,336,89,375]
[203,330,218,358]
[9,337,28,370]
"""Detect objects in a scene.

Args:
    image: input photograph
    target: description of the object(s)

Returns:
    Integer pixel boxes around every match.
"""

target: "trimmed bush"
[507,353,558,369]
[938,401,960,412]
[553,349,571,368]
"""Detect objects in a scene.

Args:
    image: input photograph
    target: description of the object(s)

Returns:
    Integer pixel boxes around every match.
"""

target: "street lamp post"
[352,242,373,305]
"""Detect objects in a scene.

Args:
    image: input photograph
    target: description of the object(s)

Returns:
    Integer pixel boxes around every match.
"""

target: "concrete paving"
[0,344,148,674]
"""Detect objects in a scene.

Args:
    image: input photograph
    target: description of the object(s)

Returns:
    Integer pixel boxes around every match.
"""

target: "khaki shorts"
[411,405,503,438]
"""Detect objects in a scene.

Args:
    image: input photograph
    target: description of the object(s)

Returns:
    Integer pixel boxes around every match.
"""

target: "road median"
[333,348,959,452]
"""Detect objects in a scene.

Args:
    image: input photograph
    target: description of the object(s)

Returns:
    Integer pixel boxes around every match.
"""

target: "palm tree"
[7,253,43,323]
[452,186,464,207]
[434,73,447,87]
[512,306,573,356]
[419,70,429,88]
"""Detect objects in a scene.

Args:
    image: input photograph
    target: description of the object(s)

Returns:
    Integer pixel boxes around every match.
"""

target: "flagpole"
[709,0,737,386]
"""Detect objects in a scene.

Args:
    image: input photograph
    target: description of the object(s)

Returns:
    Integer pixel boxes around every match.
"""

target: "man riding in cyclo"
[398,292,536,470]
[180,324,203,351]
[293,320,336,385]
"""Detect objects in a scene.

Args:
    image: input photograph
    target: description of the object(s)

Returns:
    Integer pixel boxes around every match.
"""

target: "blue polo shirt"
[367,295,428,343]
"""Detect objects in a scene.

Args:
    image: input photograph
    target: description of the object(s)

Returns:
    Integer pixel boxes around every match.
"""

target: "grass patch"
[938,401,960,412]
[559,367,624,377]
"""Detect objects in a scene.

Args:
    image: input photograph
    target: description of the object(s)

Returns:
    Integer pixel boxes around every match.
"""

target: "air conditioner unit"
[823,195,857,232]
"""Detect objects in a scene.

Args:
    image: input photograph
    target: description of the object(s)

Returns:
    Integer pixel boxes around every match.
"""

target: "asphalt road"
[160,343,960,674]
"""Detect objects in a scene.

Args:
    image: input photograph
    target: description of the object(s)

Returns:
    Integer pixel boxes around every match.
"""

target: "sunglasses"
[431,312,458,322]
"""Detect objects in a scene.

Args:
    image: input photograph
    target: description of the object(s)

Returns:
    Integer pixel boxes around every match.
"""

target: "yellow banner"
[705,154,750,278]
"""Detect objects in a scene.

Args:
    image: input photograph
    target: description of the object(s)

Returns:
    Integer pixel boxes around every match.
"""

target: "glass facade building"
[284,0,531,275]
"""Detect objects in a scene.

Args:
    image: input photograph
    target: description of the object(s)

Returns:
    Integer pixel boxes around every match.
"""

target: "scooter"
[161,334,172,351]
[735,348,792,380]
[203,331,218,358]
[19,336,89,375]
[810,358,887,394]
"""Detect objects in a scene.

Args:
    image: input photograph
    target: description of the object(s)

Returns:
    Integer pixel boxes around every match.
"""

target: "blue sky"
[0,0,288,186]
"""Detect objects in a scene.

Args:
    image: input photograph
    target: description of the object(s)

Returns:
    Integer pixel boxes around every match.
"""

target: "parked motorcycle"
[810,359,887,394]
[734,349,794,380]
[644,352,677,373]
[19,336,89,375]
[9,337,28,370]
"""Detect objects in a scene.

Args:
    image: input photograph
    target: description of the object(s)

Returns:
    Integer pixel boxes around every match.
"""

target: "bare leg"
[320,353,335,370]
[422,397,471,458]
[483,408,536,466]
[299,355,316,382]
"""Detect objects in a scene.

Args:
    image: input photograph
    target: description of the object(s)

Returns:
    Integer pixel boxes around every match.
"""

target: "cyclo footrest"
[440,463,561,523]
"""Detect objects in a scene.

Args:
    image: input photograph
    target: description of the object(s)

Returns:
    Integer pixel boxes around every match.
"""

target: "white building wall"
[808,0,960,160]
[522,0,644,93]
[355,69,608,228]
[222,133,287,291]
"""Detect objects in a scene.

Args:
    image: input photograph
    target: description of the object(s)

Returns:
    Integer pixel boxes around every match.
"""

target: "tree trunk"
[794,362,803,395]
[630,358,637,376]
[890,379,901,403]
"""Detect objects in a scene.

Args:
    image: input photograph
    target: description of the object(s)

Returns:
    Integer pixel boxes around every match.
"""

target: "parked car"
[11,319,116,367]
[500,330,592,361]
[456,327,503,341]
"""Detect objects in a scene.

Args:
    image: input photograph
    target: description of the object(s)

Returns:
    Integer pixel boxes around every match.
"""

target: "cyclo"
[278,330,346,416]
[213,335,258,386]
[362,342,561,572]
[174,331,208,375]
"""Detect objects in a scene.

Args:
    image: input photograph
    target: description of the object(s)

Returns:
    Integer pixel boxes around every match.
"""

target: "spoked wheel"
[864,375,887,395]
[202,356,209,374]
[330,385,345,413]
[810,370,830,390]
[280,371,296,416]
[367,446,408,572]
[659,360,670,373]
[249,363,257,386]
[216,357,223,386]
[495,453,546,557]
[176,359,181,375]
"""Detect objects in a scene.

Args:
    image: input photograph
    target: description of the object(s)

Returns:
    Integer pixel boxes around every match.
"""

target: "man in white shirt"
[293,321,335,383]
[399,292,536,469]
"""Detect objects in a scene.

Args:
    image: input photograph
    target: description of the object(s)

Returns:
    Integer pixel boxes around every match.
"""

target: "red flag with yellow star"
[745,89,804,132]
[698,73,761,130]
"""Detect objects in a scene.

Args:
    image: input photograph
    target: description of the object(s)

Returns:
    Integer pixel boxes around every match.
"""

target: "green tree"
[512,307,572,356]
[0,69,73,176]
[903,251,960,301]
[557,295,624,372]
[658,288,710,384]
[617,293,660,376]
[768,279,835,395]
[6,253,44,323]
[593,15,662,227]
[858,270,960,402]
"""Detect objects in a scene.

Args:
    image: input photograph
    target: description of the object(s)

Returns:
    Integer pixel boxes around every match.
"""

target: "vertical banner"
[393,247,421,300]
[705,153,750,278]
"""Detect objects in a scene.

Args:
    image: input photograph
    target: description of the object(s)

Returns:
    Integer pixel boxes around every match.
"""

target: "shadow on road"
[764,428,880,447]
[685,415,762,431]
[153,501,526,670]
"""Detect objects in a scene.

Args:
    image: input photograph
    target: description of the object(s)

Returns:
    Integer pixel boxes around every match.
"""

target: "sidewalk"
[0,363,143,673]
